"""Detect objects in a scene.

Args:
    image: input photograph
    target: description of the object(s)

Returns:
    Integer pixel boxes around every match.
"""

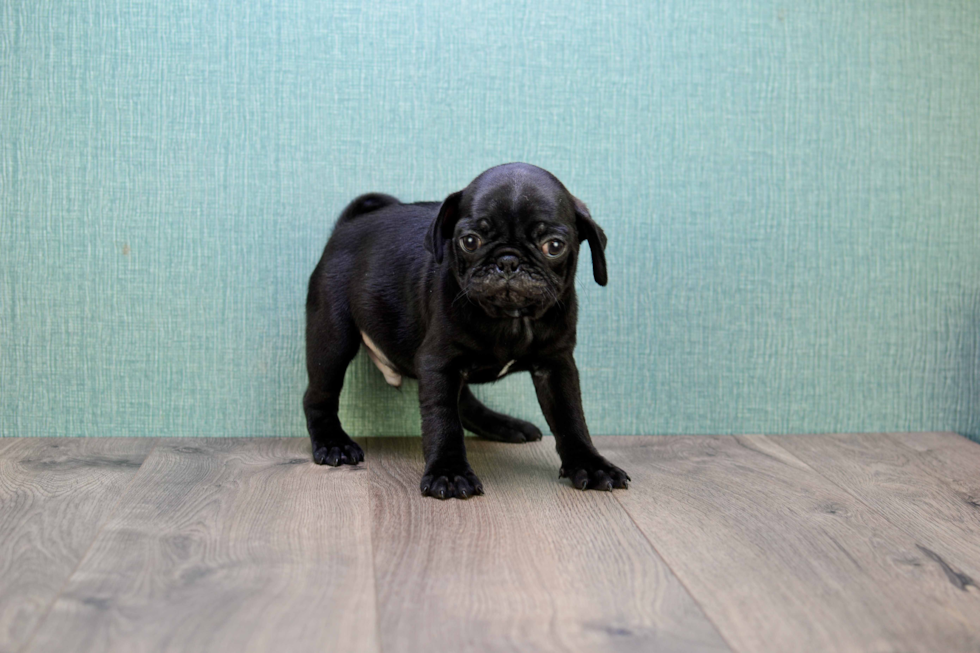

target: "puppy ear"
[573,197,608,286]
[424,190,463,264]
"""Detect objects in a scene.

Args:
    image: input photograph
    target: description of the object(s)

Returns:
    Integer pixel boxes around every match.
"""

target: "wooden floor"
[1,434,979,653]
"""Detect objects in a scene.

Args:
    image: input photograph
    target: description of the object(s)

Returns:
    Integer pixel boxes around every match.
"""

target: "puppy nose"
[496,255,521,275]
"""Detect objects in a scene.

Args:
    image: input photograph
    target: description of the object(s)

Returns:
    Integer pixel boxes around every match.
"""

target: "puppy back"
[337,193,401,224]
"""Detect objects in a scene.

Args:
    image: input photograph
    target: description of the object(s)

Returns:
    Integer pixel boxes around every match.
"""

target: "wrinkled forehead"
[463,172,573,229]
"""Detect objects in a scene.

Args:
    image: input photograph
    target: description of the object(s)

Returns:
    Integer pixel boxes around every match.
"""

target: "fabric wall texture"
[2,1,978,439]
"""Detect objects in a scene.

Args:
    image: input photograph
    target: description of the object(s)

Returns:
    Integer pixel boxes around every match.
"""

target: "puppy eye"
[542,239,566,258]
[459,235,482,252]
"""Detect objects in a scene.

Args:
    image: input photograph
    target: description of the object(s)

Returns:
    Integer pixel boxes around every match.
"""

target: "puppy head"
[424,163,607,320]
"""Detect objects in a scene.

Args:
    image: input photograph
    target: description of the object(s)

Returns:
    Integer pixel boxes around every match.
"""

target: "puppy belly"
[361,332,403,388]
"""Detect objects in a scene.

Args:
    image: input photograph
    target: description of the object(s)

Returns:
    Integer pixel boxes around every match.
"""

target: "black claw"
[561,458,631,492]
[312,441,364,467]
[420,469,483,501]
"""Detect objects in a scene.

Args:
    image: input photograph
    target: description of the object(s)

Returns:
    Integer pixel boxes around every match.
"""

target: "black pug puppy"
[303,162,630,499]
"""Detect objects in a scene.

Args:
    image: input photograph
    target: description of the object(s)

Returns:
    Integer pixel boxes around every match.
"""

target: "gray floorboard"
[2,434,978,652]
[605,434,980,653]
[777,433,980,586]
[367,438,730,653]
[0,438,155,653]
[22,438,378,653]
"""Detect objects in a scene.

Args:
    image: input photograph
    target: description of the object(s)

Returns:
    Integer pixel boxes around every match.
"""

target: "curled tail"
[337,193,400,223]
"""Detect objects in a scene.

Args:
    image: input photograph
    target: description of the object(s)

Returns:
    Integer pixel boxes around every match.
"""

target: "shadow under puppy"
[304,162,630,499]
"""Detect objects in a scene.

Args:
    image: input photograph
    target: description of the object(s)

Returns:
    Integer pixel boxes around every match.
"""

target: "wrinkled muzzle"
[464,264,558,319]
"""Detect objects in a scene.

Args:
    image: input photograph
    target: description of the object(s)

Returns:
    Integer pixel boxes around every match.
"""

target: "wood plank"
[24,438,378,653]
[886,431,980,494]
[605,435,980,653]
[777,433,980,586]
[367,437,731,653]
[0,438,155,653]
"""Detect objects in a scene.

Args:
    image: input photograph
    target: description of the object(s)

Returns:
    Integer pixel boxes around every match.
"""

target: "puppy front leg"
[532,354,630,491]
[416,354,483,500]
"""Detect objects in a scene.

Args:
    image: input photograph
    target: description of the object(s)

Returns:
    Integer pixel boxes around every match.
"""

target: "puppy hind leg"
[458,385,543,443]
[303,305,363,466]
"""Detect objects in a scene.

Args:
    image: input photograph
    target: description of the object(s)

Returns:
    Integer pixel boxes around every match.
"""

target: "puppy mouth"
[471,283,551,319]
[462,266,559,319]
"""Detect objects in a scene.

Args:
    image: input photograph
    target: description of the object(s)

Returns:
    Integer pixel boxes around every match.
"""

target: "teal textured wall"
[2,1,979,439]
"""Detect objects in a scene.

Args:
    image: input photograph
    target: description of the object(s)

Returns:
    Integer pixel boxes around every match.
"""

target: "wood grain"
[0,438,155,653]
[777,433,980,586]
[605,435,980,653]
[886,432,980,494]
[366,437,731,653]
[24,438,378,653]
[7,434,980,653]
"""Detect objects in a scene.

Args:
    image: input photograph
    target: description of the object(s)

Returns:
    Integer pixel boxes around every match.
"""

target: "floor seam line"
[611,437,740,653]
[16,437,161,653]
[364,438,386,653]
[760,434,978,572]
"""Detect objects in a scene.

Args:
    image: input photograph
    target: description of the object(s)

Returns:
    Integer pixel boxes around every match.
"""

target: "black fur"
[304,163,629,499]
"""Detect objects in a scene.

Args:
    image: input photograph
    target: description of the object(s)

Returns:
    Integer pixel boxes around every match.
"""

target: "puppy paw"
[312,441,364,466]
[420,468,484,500]
[560,456,630,491]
